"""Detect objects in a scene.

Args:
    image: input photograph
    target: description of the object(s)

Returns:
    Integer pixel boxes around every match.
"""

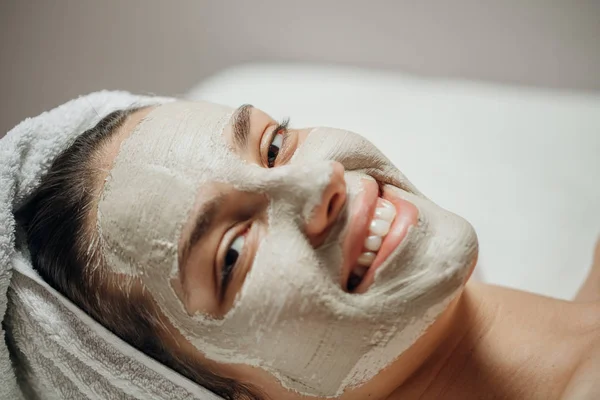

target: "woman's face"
[97,101,478,397]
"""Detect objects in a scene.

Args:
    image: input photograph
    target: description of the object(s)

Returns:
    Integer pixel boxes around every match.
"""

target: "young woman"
[16,99,599,399]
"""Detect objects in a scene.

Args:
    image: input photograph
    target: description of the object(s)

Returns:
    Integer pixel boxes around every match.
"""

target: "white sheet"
[187,63,600,300]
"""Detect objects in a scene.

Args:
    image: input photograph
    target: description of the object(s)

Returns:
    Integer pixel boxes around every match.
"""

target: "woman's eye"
[221,235,245,290]
[267,132,284,168]
[266,118,289,168]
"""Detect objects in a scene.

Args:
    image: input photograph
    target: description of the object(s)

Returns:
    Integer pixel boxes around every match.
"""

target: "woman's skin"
[98,107,599,400]
[393,281,600,399]
[576,240,600,303]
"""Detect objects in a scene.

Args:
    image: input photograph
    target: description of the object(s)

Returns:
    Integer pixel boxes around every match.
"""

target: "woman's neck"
[389,281,600,400]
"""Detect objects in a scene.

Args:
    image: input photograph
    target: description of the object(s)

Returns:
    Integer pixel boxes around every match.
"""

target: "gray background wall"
[1,1,599,136]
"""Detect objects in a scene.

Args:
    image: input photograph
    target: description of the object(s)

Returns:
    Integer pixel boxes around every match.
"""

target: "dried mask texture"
[98,102,478,397]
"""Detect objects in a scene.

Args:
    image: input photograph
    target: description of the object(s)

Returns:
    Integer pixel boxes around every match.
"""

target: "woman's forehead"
[96,107,155,185]
[97,102,240,276]
[98,101,237,182]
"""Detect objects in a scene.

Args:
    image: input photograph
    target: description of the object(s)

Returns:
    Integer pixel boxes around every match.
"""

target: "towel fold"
[0,91,222,399]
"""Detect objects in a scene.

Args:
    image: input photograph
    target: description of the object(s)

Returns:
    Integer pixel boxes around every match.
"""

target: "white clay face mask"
[98,102,478,397]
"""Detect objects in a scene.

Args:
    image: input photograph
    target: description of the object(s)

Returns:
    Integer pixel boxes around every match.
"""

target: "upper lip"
[368,168,418,197]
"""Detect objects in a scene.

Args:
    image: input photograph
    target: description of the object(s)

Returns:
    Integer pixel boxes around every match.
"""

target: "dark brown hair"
[16,108,264,399]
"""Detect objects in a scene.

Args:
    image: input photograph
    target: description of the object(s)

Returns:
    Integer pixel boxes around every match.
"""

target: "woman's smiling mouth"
[341,178,419,293]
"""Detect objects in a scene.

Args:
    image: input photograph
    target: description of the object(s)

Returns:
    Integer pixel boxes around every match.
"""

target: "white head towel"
[0,91,223,399]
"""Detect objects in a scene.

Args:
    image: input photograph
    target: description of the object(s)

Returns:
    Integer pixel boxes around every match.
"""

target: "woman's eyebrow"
[231,104,253,149]
[179,193,226,274]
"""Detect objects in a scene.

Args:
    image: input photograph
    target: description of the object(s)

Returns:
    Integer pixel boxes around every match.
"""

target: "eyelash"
[220,226,248,298]
[266,118,290,168]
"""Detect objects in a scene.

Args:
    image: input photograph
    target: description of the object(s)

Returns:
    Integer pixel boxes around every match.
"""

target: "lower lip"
[353,185,419,293]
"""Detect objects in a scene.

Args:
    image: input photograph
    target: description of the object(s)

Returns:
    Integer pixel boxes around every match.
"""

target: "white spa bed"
[187,63,600,300]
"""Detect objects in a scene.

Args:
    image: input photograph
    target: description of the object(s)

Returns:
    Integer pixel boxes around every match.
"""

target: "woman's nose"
[305,162,347,248]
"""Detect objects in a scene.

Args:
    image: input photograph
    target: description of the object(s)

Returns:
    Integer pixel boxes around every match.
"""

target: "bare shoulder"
[575,238,600,302]
[560,303,600,400]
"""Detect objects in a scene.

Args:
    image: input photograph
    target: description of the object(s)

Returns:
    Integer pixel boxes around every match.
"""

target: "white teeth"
[352,266,369,278]
[364,235,382,252]
[357,252,376,266]
[379,197,394,209]
[368,198,395,237]
[349,196,397,289]
[375,203,396,221]
[369,219,391,236]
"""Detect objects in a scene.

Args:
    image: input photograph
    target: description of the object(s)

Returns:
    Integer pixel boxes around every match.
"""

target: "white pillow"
[187,63,600,300]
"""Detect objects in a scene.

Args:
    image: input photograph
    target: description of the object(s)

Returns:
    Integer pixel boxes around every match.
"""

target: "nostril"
[328,193,339,218]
